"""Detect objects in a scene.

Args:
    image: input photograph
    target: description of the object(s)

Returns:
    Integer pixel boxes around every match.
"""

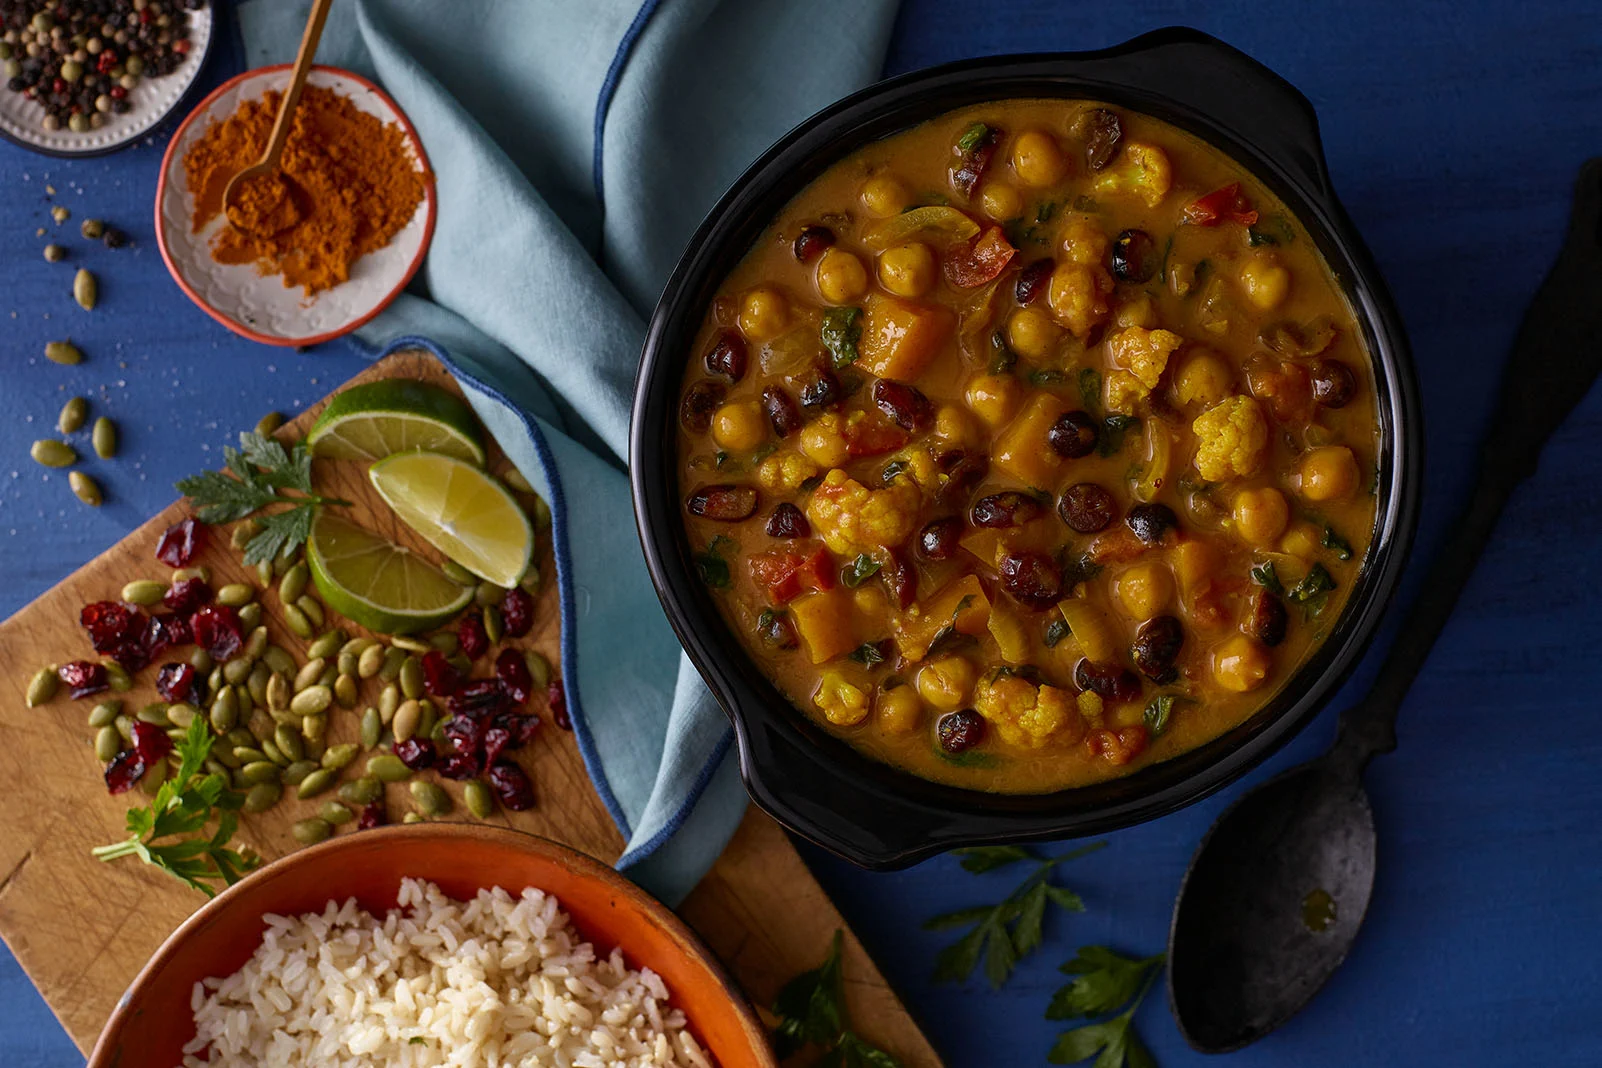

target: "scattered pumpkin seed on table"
[30,439,76,467]
[340,776,382,806]
[255,412,284,438]
[68,471,102,506]
[320,801,354,825]
[403,812,425,824]
[297,768,336,800]
[292,818,332,846]
[91,416,117,458]
[121,579,165,605]
[307,629,343,661]
[295,595,324,627]
[464,780,495,819]
[390,635,431,654]
[73,268,96,310]
[393,699,421,743]
[57,396,88,434]
[277,562,309,604]
[282,760,318,786]
[399,656,423,699]
[410,781,451,817]
[283,604,314,639]
[94,725,122,762]
[367,754,410,782]
[88,700,120,728]
[104,660,132,691]
[216,582,254,607]
[322,743,359,770]
[238,602,263,629]
[244,782,282,813]
[230,518,262,551]
[441,559,476,586]
[360,707,382,748]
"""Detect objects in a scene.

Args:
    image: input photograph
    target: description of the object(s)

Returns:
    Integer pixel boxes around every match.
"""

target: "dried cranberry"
[1310,358,1357,409]
[799,367,844,412]
[937,709,986,754]
[548,678,571,730]
[488,761,536,810]
[494,712,541,748]
[872,379,934,433]
[393,737,436,770]
[762,386,803,437]
[357,801,388,829]
[107,640,151,674]
[971,492,1044,529]
[1111,229,1159,283]
[421,650,463,698]
[704,330,748,383]
[1048,411,1100,459]
[686,484,758,521]
[1131,616,1185,683]
[104,748,147,795]
[1075,658,1142,703]
[132,720,174,762]
[191,604,243,661]
[501,587,535,638]
[882,548,917,611]
[999,551,1063,610]
[81,600,135,653]
[443,715,487,757]
[1246,590,1288,647]
[482,726,513,767]
[1059,483,1117,533]
[141,613,191,659]
[934,451,989,508]
[438,753,482,781]
[765,502,811,539]
[154,517,205,567]
[496,648,534,704]
[1015,258,1054,305]
[757,609,799,650]
[161,577,213,614]
[58,660,108,699]
[450,678,511,720]
[917,516,965,561]
[1125,503,1179,545]
[793,225,836,264]
[1075,108,1123,171]
[681,380,727,433]
[952,125,1001,197]
[156,662,198,704]
[459,613,490,660]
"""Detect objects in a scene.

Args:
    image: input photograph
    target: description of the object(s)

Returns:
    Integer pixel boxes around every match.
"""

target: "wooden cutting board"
[0,350,940,1066]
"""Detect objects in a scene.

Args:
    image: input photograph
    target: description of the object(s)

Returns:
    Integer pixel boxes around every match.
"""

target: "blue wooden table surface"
[4,2,1600,1065]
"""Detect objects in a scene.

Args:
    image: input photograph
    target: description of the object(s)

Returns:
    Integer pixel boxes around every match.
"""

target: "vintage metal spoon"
[1167,157,1602,1053]
[221,0,334,236]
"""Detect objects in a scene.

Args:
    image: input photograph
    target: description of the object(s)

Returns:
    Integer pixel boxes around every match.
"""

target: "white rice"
[178,878,715,1068]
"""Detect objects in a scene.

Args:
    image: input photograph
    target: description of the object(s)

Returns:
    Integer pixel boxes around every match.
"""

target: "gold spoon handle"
[260,0,336,170]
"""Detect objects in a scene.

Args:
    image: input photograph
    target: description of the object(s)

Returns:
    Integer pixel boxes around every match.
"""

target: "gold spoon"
[222,0,335,236]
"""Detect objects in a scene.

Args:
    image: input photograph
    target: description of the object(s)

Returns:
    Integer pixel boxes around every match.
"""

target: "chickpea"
[1279,520,1321,560]
[1299,445,1359,501]
[916,655,977,711]
[1231,486,1290,546]
[816,247,869,305]
[861,174,909,217]
[876,684,924,734]
[934,404,977,447]
[1115,292,1156,329]
[1239,253,1291,310]
[1005,306,1061,363]
[1114,560,1174,619]
[852,584,889,618]
[1173,350,1232,407]
[877,242,937,298]
[979,181,1023,221]
[799,420,849,468]
[738,286,789,343]
[964,373,1023,428]
[1213,635,1271,693]
[711,401,767,452]
[1011,129,1068,187]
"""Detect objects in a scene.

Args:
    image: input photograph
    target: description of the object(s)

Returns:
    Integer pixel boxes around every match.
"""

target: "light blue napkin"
[237,0,900,902]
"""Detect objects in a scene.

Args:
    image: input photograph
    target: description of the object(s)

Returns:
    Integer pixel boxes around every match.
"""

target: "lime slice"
[307,379,487,466]
[368,452,533,587]
[306,511,475,635]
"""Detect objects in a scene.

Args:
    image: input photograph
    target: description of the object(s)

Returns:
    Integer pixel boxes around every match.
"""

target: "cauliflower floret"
[1104,370,1148,415]
[756,451,821,494]
[1192,395,1269,482]
[886,444,940,491]
[974,673,1085,748]
[799,412,850,468]
[804,468,920,557]
[1076,690,1106,726]
[814,671,869,726]
[1092,141,1172,208]
[1108,326,1183,390]
[1059,214,1110,267]
[1047,262,1113,339]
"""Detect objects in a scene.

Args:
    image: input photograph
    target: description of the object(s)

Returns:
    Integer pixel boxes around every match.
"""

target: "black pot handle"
[1087,28,1333,201]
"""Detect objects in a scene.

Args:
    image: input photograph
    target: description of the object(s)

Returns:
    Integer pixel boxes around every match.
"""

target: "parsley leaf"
[176,431,347,563]
[821,306,864,370]
[1250,561,1284,595]
[1046,947,1164,1067]
[1142,694,1186,737]
[693,535,735,590]
[1288,562,1336,619]
[1044,619,1070,648]
[841,553,882,588]
[848,643,886,667]
[956,122,992,154]
[773,931,901,1067]
[1321,523,1353,561]
[1098,415,1140,457]
[1077,368,1103,414]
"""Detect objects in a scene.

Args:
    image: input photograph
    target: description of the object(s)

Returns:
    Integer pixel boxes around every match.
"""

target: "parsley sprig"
[91,718,260,896]
[773,930,902,1068]
[924,842,1106,989]
[175,431,349,565]
[1046,947,1165,1066]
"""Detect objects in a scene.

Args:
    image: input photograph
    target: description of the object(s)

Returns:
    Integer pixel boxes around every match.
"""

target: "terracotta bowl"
[87,825,775,1068]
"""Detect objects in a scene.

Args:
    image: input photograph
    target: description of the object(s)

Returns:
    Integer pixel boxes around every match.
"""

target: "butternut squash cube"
[856,292,953,381]
[988,605,1032,663]
[993,394,1070,489]
[896,574,992,660]
[1057,597,1117,664]
[959,527,1007,568]
[789,588,859,664]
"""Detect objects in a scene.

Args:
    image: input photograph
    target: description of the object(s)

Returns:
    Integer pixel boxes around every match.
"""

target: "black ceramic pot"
[630,28,1422,869]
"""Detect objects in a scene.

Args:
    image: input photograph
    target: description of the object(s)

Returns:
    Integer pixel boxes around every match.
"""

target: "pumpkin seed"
[274,723,305,762]
[260,737,290,767]
[360,706,381,749]
[295,595,324,627]
[116,579,162,607]
[254,411,284,438]
[266,670,290,711]
[58,396,88,434]
[73,268,97,310]
[430,714,451,745]
[283,604,314,639]
[173,565,212,584]
[376,683,399,724]
[399,656,424,700]
[167,726,190,746]
[334,651,357,678]
[293,657,325,692]
[203,756,230,780]
[441,558,476,585]
[88,700,121,727]
[410,781,451,818]
[523,650,552,690]
[296,768,336,799]
[241,760,281,786]
[379,647,407,682]
[427,631,460,656]
[188,648,214,674]
[91,416,117,459]
[209,687,239,732]
[238,602,263,630]
[334,673,358,709]
[339,776,383,806]
[292,818,332,846]
[114,714,136,745]
[341,636,377,656]
[281,759,317,786]
[248,660,271,705]
[393,699,421,743]
[273,560,306,604]
[167,703,197,728]
[317,663,338,689]
[244,625,268,661]
[68,471,103,506]
[244,781,282,813]
[302,712,328,742]
[230,518,262,551]
[91,724,122,762]
[483,604,503,643]
[367,754,411,782]
[233,744,265,764]
[447,653,473,676]
[320,801,354,825]
[140,759,167,796]
[388,635,429,655]
[24,666,57,707]
[44,340,82,365]
[502,468,534,494]
[263,645,296,675]
[403,812,425,824]
[216,582,254,607]
[321,743,359,771]
[212,745,242,770]
[30,439,76,467]
[136,703,170,726]
[206,666,224,693]
[464,780,495,820]
[475,582,504,608]
[308,629,344,661]
[222,655,254,685]
[256,558,275,585]
[417,699,438,741]
[519,564,542,594]
[273,547,300,578]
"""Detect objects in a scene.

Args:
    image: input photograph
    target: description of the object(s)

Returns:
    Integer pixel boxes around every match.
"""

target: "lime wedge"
[368,452,533,588]
[307,379,486,466]
[306,511,475,635]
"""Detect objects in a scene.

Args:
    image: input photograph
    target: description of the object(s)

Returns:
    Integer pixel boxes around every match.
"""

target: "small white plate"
[0,5,214,157]
[155,65,436,347]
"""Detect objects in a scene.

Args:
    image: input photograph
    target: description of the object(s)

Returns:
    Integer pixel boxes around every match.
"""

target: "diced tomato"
[1087,525,1147,565]
[943,226,1018,289]
[1087,725,1149,766]
[749,545,835,604]
[843,416,910,458]
[1184,182,1259,227]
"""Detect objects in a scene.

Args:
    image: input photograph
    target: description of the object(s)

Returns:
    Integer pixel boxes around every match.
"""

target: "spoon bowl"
[222,167,303,237]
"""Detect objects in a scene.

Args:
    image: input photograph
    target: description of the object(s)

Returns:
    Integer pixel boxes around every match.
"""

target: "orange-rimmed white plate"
[155,64,436,347]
